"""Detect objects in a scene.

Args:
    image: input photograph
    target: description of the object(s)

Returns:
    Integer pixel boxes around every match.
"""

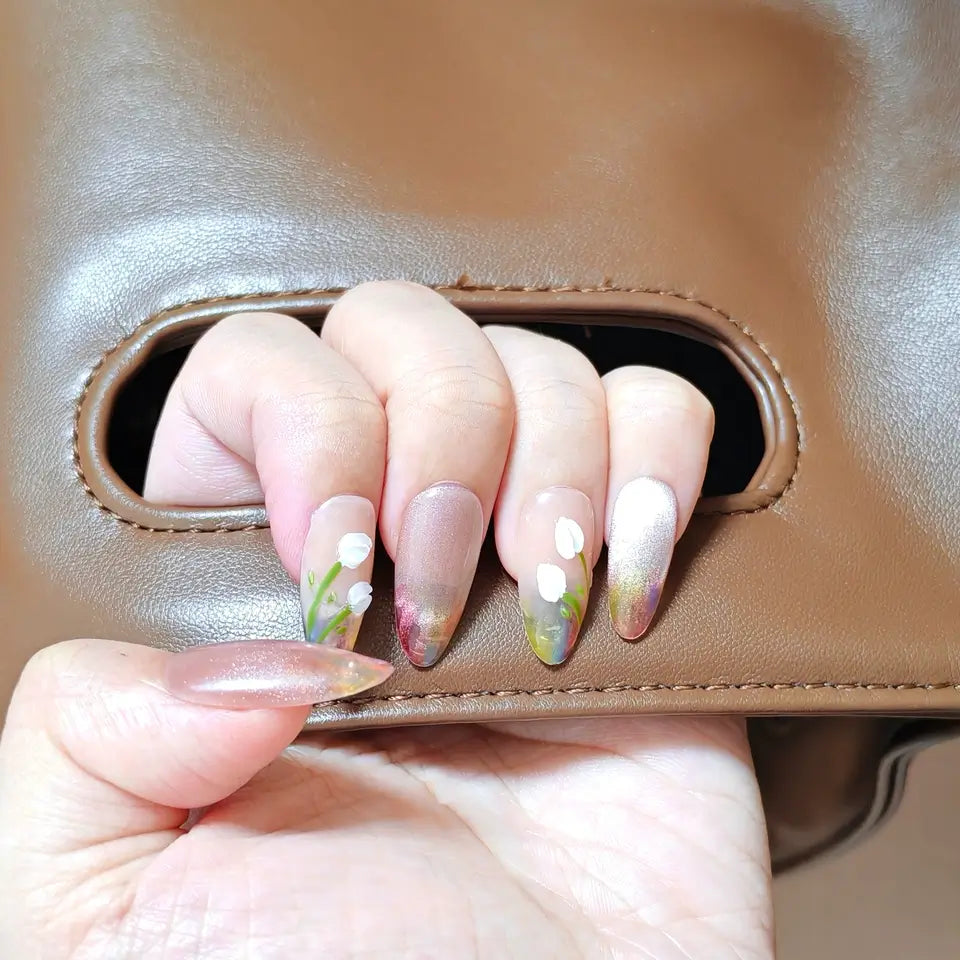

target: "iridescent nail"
[300,496,376,649]
[607,477,678,640]
[518,487,594,665]
[394,482,484,667]
[163,640,394,708]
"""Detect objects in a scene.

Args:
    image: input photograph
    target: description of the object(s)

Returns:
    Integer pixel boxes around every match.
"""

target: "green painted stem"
[561,590,583,625]
[305,560,343,638]
[314,603,352,644]
[578,550,590,585]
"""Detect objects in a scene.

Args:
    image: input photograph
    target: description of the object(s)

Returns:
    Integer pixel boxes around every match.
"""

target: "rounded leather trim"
[75,283,799,532]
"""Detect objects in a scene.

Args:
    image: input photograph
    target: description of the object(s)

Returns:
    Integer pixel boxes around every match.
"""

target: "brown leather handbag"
[2,0,958,871]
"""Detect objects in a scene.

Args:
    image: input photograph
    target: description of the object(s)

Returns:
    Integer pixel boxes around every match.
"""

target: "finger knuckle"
[408,363,514,428]
[188,313,308,379]
[514,374,605,428]
[203,311,295,345]
[269,381,387,440]
[608,368,714,424]
[341,279,433,308]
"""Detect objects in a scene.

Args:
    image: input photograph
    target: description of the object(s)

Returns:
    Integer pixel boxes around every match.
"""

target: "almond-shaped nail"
[518,487,594,665]
[163,640,394,707]
[301,496,376,649]
[395,482,484,667]
[607,477,678,640]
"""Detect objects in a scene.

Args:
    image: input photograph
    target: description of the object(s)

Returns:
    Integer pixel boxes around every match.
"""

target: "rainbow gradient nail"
[517,487,594,665]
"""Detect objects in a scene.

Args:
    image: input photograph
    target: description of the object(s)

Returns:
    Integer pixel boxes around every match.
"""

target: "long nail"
[300,496,376,649]
[394,482,484,667]
[518,487,594,665]
[163,640,394,707]
[607,477,678,640]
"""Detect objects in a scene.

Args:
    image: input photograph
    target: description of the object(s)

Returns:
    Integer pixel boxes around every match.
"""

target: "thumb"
[0,636,391,858]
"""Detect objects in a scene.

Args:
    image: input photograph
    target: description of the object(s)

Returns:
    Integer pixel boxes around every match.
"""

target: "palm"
[99,717,771,959]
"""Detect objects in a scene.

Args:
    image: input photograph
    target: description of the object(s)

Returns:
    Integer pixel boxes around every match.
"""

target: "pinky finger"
[602,367,714,640]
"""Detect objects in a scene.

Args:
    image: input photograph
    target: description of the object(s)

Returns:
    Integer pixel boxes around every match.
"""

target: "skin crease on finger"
[0,285,774,960]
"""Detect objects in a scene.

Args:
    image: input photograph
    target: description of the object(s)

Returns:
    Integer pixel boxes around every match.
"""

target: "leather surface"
[2,0,960,734]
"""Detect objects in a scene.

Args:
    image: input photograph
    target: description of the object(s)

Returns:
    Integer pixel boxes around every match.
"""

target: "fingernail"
[518,487,594,665]
[163,640,394,708]
[607,477,678,640]
[394,482,484,667]
[300,496,376,649]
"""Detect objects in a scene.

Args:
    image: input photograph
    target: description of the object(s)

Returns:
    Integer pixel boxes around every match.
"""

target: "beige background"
[776,737,960,958]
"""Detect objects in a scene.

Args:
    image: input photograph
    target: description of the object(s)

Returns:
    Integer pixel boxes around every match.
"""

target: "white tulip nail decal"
[554,516,585,560]
[536,563,568,603]
[337,532,373,569]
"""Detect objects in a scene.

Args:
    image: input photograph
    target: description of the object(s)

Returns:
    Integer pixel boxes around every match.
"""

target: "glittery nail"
[163,640,394,708]
[394,482,484,667]
[517,487,594,665]
[607,477,678,640]
[300,496,376,649]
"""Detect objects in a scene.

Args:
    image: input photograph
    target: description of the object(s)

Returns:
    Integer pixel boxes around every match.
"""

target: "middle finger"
[322,281,515,667]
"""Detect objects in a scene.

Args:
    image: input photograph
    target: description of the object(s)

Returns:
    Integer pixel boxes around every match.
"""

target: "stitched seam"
[347,680,960,705]
[72,279,800,531]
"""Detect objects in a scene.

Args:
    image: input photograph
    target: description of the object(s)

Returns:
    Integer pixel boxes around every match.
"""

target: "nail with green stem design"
[300,497,377,650]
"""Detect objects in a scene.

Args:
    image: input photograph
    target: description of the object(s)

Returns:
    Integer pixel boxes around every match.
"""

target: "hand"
[0,282,773,958]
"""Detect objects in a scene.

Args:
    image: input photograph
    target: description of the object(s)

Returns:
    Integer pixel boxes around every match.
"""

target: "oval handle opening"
[77,287,797,530]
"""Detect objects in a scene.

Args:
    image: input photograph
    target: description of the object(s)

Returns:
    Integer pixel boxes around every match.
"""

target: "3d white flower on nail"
[537,563,567,603]
[554,517,585,560]
[337,532,373,569]
[346,581,373,614]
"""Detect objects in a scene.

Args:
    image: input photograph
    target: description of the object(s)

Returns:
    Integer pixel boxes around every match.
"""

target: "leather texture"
[2,0,959,741]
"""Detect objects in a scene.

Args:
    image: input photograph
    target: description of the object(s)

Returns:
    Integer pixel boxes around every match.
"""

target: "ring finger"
[483,325,608,665]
